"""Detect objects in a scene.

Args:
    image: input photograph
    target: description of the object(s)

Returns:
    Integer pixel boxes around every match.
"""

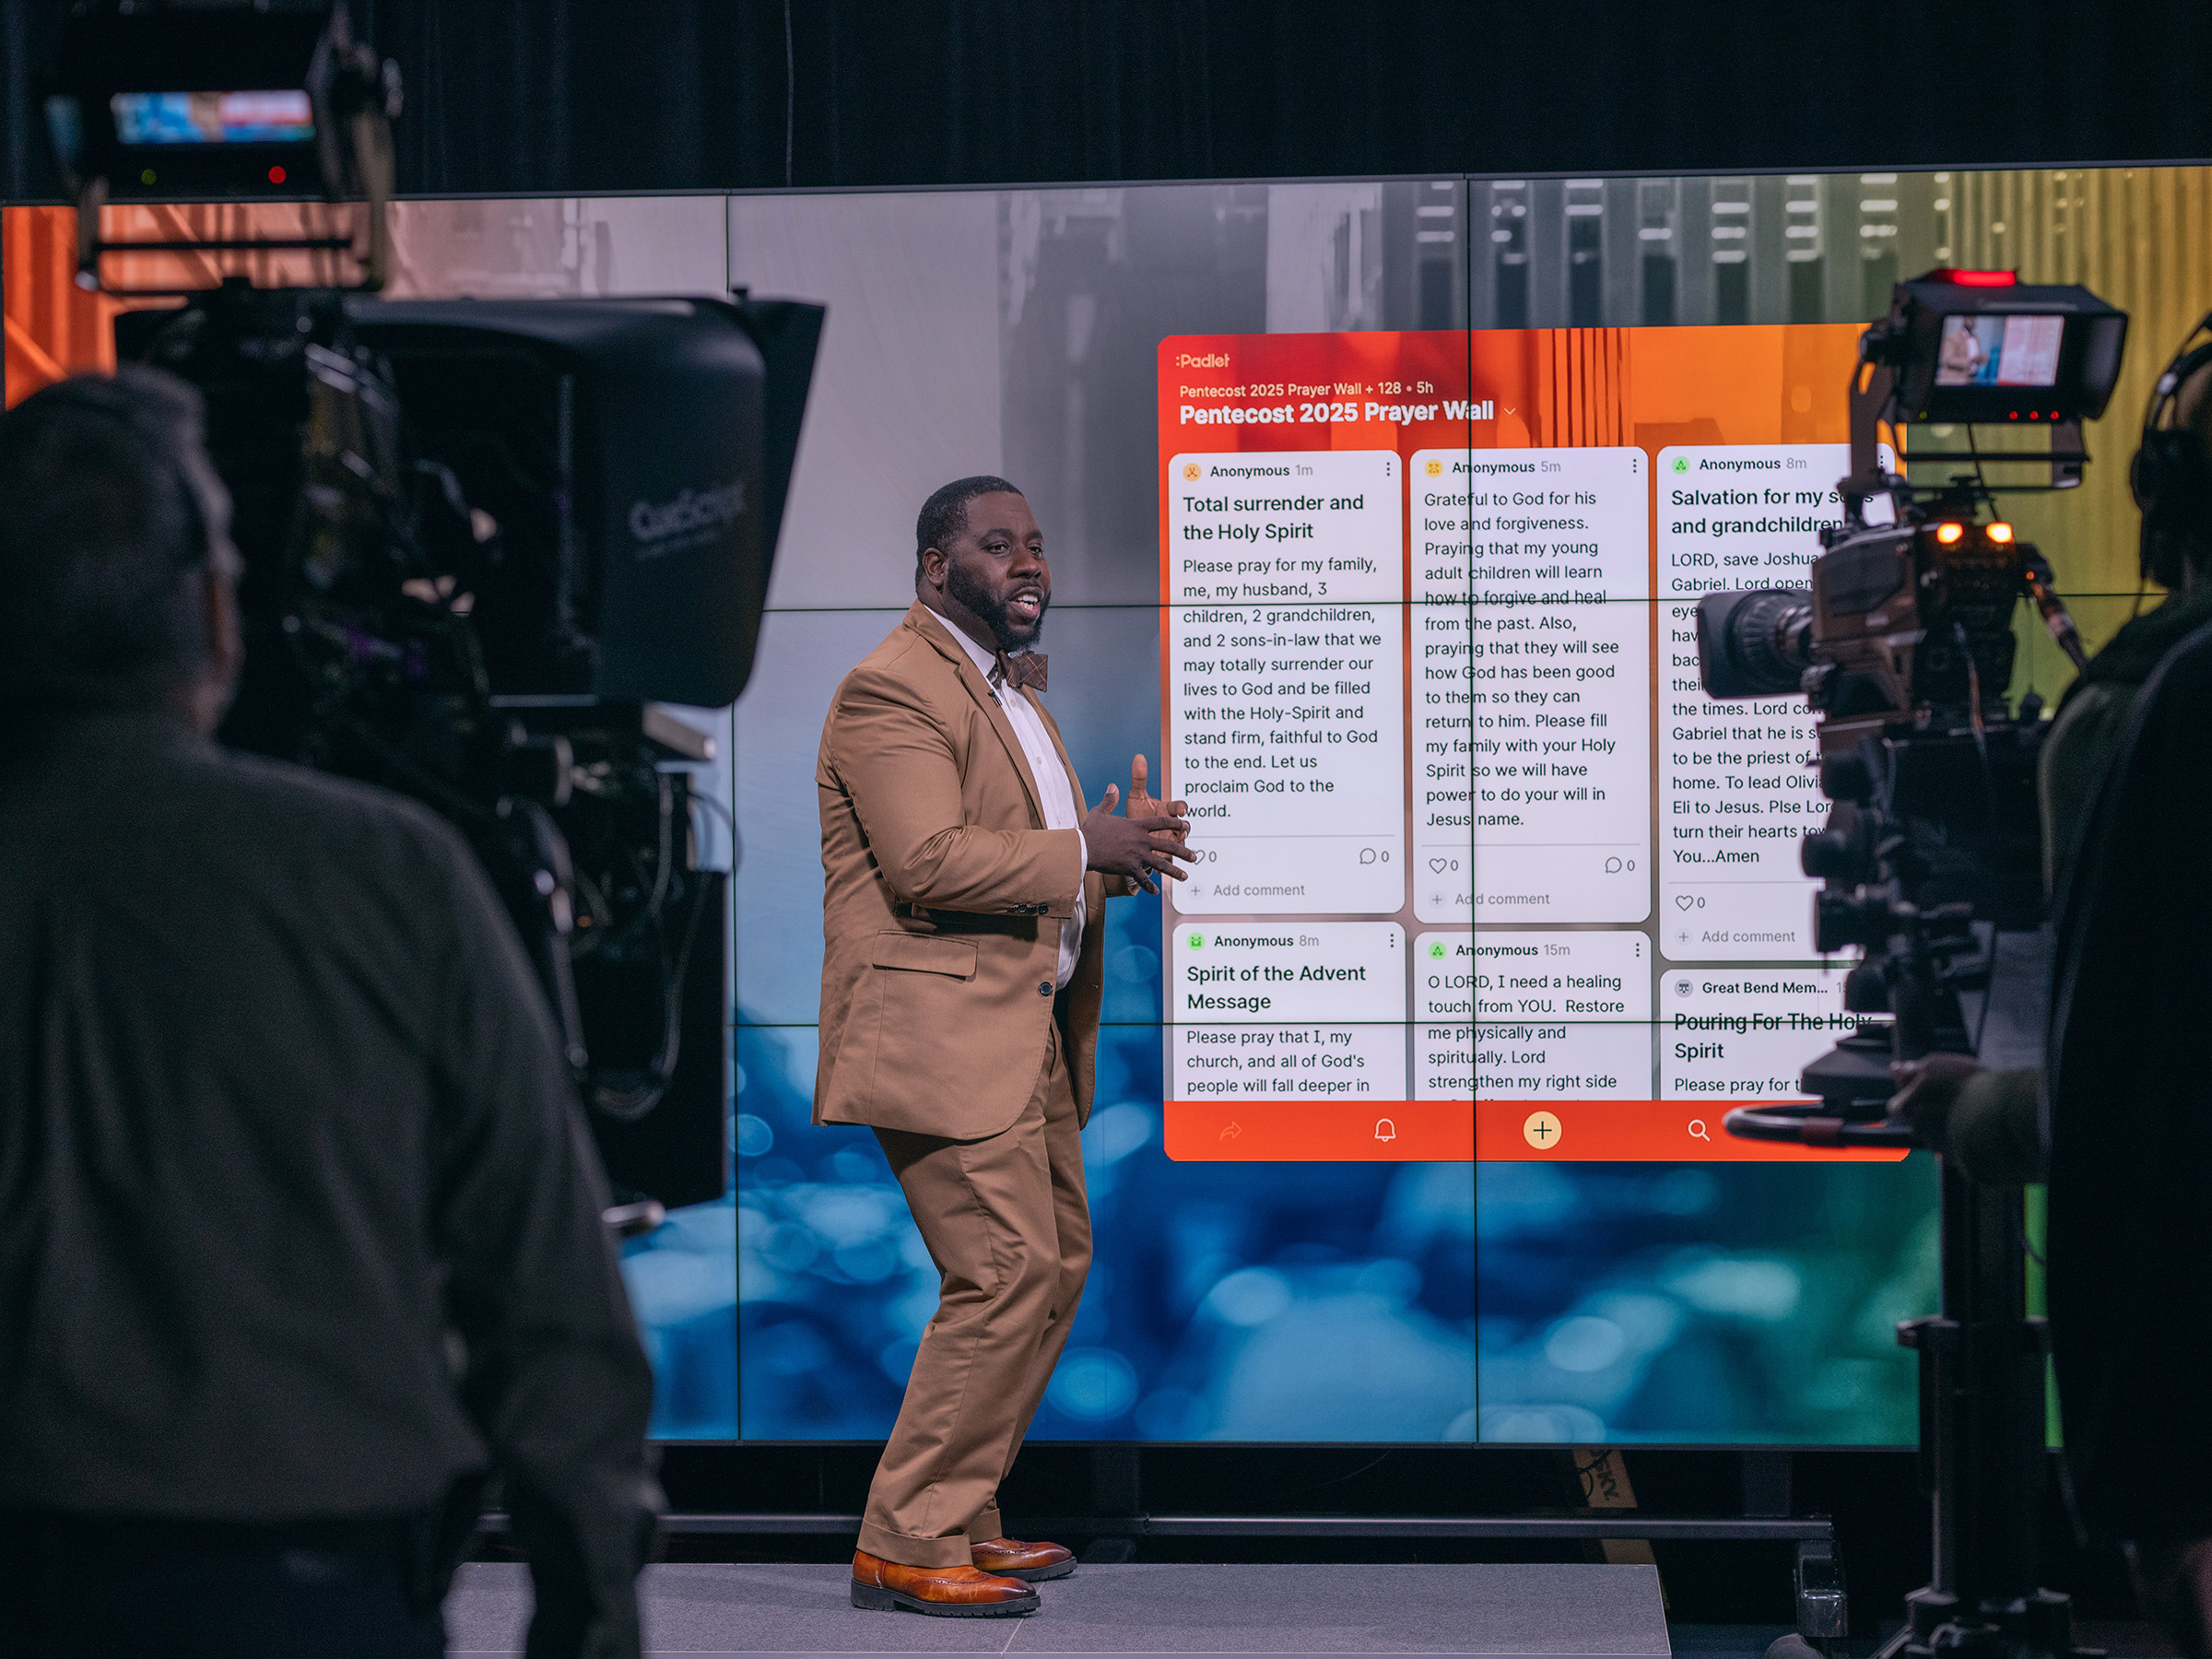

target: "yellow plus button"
[1522,1111,1563,1151]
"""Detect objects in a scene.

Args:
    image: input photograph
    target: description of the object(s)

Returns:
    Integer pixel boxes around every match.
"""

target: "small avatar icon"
[1182,462,1202,481]
[1672,455,1689,473]
[1187,932,1205,949]
[1425,458,1443,477]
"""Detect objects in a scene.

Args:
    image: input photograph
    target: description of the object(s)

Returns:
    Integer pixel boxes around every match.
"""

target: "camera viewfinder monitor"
[1892,272,2126,427]
[110,89,316,147]
[44,2,359,200]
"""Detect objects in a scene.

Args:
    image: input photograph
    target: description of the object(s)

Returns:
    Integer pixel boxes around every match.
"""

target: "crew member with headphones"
[1894,314,2212,1181]
[0,369,659,1655]
[2042,314,2212,873]
[1893,316,2212,1656]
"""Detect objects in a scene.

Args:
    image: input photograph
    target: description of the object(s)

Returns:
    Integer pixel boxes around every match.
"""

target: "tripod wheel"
[1765,1637,1826,1659]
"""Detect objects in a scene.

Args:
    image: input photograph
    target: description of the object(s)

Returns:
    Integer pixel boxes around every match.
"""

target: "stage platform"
[446,1560,1678,1658]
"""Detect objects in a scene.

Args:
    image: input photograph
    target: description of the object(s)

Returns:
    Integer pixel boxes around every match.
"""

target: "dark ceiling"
[5,0,2208,202]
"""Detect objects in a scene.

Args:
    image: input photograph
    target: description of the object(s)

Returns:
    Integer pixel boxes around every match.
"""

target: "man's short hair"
[915,475,1023,576]
[0,368,218,709]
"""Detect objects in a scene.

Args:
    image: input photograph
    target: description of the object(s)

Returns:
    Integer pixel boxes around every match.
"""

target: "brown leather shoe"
[849,1549,1039,1617]
[971,1535,1077,1583]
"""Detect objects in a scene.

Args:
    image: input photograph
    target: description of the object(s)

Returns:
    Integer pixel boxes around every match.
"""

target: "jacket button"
[1038,981,1053,995]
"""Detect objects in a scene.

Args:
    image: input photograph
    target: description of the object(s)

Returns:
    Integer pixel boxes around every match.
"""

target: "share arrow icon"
[1219,1122,1243,1141]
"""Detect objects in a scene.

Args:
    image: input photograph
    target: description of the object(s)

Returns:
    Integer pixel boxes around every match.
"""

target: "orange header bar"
[1163,1100,1907,1163]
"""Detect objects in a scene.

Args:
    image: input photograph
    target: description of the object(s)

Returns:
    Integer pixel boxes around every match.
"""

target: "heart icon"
[1428,858,1448,873]
[1675,894,1695,911]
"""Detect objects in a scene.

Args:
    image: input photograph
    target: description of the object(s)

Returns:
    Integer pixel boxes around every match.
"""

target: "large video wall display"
[719,180,1937,1451]
[10,164,2212,1446]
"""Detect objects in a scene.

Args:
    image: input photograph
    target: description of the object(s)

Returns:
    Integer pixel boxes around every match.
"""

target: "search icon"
[1687,1120,1712,1143]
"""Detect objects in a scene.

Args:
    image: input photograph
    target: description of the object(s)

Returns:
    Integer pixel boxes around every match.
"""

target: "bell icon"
[1373,1117,1397,1143]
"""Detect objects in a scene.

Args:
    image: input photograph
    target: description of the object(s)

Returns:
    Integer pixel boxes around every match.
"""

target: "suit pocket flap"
[871,932,978,979]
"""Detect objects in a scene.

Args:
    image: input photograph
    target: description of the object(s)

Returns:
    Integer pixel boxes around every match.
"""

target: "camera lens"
[1694,588,1814,699]
[1815,888,1892,954]
[1800,829,1860,881]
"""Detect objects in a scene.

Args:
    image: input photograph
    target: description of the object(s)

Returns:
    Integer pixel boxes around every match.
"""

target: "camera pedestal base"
[1877,1585,2095,1659]
[1729,1104,2094,1659]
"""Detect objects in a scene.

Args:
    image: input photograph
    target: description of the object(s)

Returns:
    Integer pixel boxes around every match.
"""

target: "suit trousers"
[858,1005,1091,1568]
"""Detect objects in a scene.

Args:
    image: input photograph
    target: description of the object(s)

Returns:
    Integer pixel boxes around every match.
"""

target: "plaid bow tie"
[992,652,1049,694]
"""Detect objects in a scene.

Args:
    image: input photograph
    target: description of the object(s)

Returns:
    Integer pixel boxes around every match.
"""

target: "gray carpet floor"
[444,1561,1672,1657]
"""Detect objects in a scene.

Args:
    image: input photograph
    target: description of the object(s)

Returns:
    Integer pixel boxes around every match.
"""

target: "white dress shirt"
[931,609,1087,989]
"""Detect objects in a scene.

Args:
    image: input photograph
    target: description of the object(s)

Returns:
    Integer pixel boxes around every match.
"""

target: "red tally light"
[268,165,286,184]
[2029,409,2041,419]
[1935,522,1966,545]
[1933,268,2018,287]
[1987,523,2016,545]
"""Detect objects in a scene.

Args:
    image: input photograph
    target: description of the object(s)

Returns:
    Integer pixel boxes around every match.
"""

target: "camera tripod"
[1728,919,2095,1659]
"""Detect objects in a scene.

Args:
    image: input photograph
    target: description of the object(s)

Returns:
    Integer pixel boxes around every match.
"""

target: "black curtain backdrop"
[5,1,2212,201]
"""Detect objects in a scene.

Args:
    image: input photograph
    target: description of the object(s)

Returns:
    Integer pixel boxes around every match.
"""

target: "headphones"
[2130,311,2212,584]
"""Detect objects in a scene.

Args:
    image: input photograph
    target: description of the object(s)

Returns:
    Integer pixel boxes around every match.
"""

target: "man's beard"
[947,559,1049,653]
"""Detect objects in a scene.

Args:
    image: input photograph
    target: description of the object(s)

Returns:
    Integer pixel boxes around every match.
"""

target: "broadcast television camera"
[1697,274,2128,1659]
[43,0,823,1215]
[1696,270,2124,1108]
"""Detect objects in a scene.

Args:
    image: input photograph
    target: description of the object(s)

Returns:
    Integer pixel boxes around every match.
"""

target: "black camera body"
[110,283,818,1207]
[1689,273,2141,1659]
[1696,269,2124,1104]
[49,1,826,1212]
[116,285,815,740]
[1696,507,2053,943]
[1700,276,2132,1659]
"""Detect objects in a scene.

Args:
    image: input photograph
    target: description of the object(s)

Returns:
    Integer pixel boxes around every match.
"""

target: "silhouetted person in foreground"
[0,369,659,1657]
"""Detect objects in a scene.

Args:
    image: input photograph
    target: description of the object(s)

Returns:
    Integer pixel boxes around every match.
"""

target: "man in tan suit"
[816,477,1191,1617]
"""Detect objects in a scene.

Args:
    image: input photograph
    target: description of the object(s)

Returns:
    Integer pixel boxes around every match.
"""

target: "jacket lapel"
[902,603,1049,828]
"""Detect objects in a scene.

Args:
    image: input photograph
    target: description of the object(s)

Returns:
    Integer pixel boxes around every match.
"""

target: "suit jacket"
[814,602,1126,1140]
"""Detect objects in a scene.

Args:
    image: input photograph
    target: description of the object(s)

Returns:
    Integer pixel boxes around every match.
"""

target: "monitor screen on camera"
[1935,312,2066,388]
[110,89,315,146]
